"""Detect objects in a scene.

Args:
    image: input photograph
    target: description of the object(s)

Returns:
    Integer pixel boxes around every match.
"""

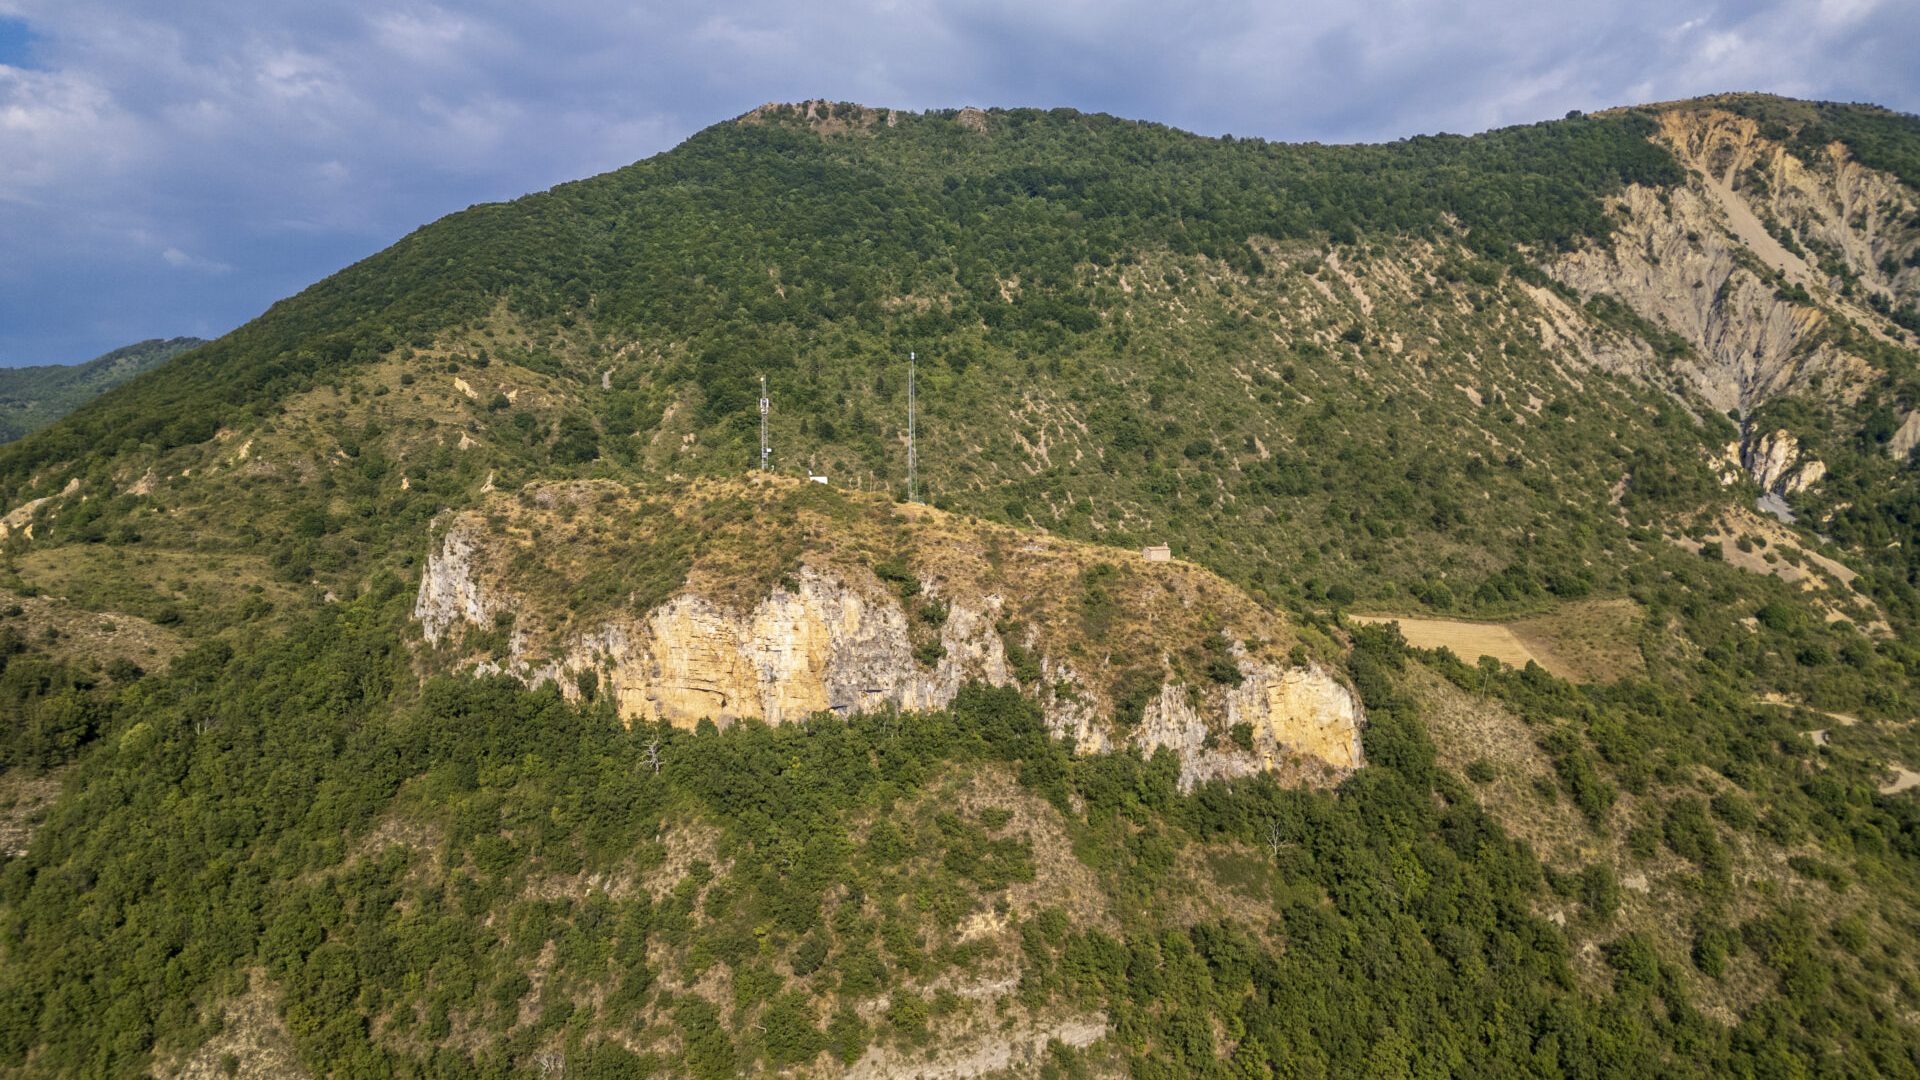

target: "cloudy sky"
[1,1,1915,365]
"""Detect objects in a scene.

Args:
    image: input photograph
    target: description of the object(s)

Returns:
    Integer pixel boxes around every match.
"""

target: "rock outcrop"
[1741,429,1826,496]
[0,477,80,540]
[414,487,1366,788]
[1890,412,1920,462]
[1135,662,1363,789]
[1549,178,1850,415]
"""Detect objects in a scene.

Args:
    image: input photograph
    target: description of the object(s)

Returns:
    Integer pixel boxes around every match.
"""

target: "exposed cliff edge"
[414,478,1363,788]
[1550,108,1919,417]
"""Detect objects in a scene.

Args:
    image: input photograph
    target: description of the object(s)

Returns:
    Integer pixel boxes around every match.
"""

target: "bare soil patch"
[844,1012,1106,1080]
[1881,765,1920,795]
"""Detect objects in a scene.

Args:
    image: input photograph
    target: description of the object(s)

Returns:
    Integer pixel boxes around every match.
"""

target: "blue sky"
[0,0,1916,366]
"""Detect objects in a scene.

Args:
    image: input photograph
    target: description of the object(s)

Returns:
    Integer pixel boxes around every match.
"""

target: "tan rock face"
[1889,412,1920,462]
[1659,111,1919,307]
[1548,108,1919,416]
[1249,665,1365,768]
[609,568,981,726]
[1742,429,1825,496]
[1135,658,1364,789]
[413,507,1365,786]
[1550,181,1849,415]
[0,477,81,540]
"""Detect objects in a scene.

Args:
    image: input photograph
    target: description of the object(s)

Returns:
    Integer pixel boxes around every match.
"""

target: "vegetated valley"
[3,93,1920,1077]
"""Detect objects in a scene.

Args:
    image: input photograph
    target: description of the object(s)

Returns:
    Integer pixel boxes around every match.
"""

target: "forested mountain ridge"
[0,337,205,443]
[3,95,1920,1077]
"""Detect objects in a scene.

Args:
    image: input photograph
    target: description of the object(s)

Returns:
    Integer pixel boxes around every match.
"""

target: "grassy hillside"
[0,338,204,443]
[2,95,1920,1076]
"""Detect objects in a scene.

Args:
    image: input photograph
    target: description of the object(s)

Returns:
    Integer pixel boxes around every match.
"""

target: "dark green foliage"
[1,584,1918,1077]
[760,991,824,1067]
[997,619,1043,686]
[1664,797,1732,886]
[0,651,108,770]
[1579,863,1621,923]
[1227,722,1254,753]
[1717,95,1920,192]
[1543,728,1617,825]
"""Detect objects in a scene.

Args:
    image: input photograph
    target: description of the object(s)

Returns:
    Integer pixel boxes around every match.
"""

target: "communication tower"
[759,374,770,472]
[907,352,917,503]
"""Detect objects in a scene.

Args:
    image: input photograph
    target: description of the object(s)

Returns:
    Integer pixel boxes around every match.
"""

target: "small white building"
[808,474,830,485]
[1141,543,1171,562]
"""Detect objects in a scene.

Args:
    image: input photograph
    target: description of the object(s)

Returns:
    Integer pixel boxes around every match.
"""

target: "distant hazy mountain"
[0,336,204,442]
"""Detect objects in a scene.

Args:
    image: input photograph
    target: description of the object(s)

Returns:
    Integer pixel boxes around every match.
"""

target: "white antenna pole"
[907,352,917,503]
[759,374,770,472]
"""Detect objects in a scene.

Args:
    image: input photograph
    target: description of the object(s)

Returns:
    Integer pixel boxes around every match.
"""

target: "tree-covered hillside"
[0,338,204,443]
[3,95,1920,1077]
[0,101,1689,470]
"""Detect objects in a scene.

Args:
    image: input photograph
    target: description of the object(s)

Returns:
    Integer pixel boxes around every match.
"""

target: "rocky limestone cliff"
[1135,662,1363,790]
[414,486,1365,788]
[417,522,1011,725]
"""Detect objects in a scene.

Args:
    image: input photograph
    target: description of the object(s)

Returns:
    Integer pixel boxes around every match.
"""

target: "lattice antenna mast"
[907,352,917,503]
[759,374,770,472]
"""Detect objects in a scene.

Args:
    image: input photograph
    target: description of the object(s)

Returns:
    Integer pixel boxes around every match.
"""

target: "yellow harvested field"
[1350,614,1541,670]
[1352,599,1643,683]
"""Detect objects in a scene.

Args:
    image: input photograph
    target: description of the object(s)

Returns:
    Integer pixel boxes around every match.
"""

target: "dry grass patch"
[1509,598,1644,683]
[0,768,64,858]
[1353,599,1644,684]
[14,545,298,630]
[160,970,308,1080]
[0,588,183,672]
[1351,614,1541,671]
[1408,667,1591,864]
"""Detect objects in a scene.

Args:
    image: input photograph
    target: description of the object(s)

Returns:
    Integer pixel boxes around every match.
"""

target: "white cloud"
[161,246,231,272]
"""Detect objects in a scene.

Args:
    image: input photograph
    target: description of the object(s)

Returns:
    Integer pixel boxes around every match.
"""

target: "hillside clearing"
[1350,614,1544,671]
[1882,766,1920,795]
